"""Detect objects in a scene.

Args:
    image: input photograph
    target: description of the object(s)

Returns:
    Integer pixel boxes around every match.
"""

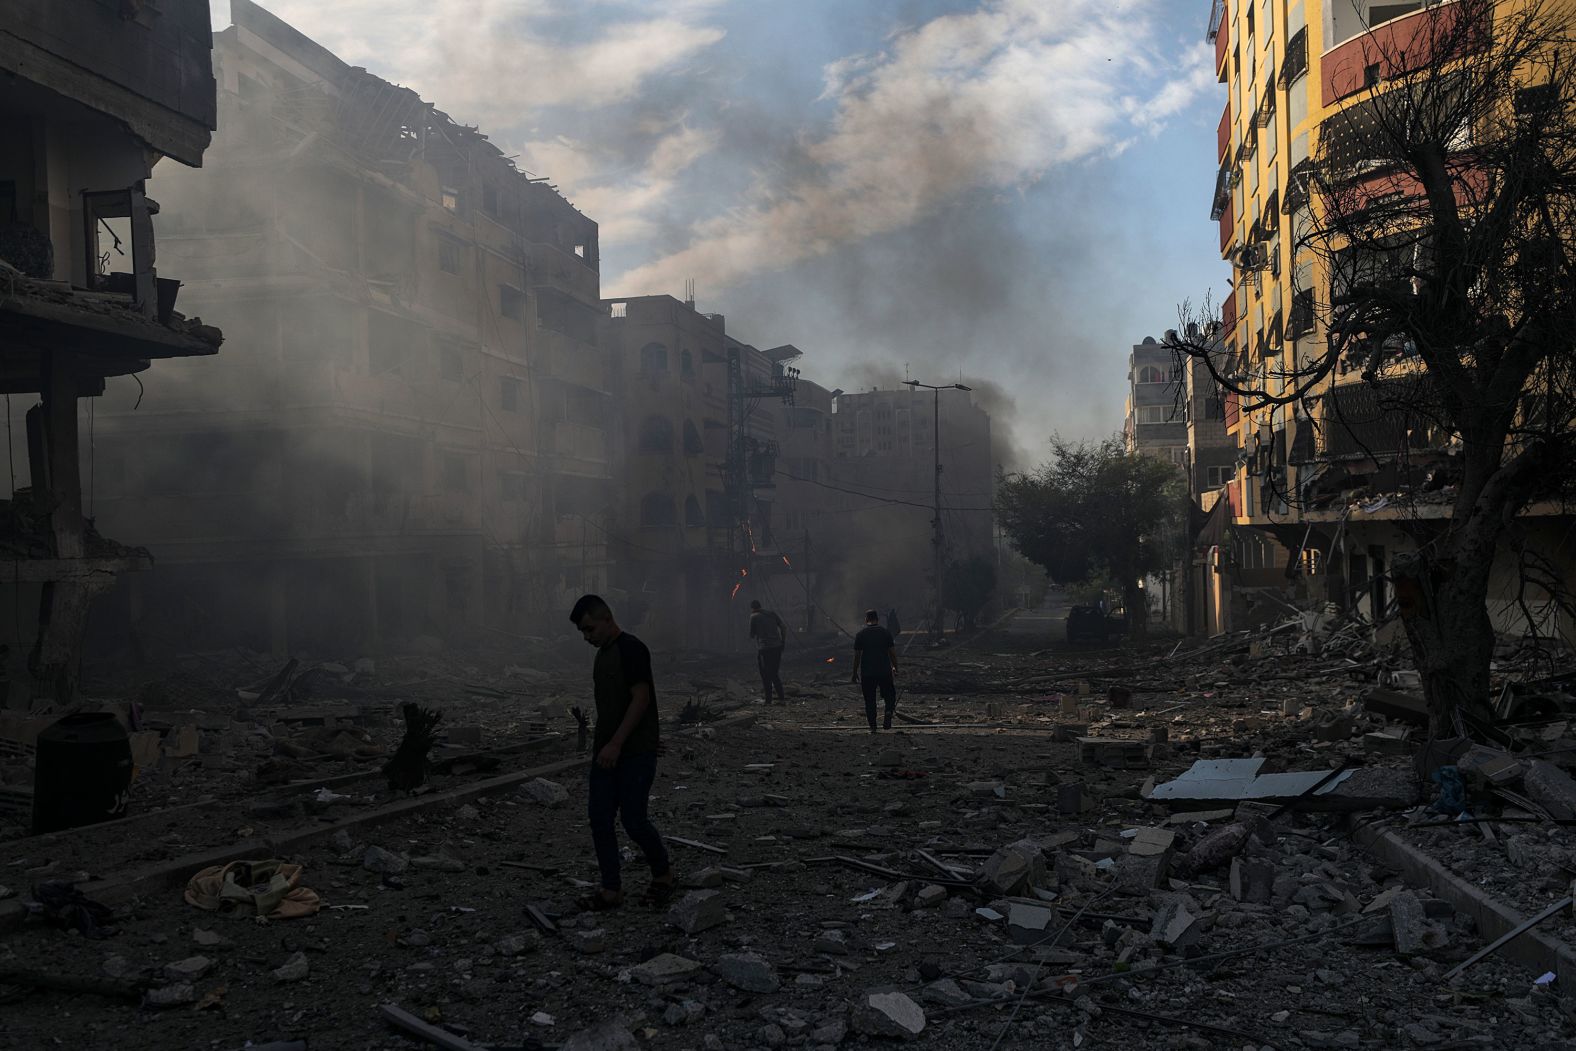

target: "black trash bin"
[31,712,133,835]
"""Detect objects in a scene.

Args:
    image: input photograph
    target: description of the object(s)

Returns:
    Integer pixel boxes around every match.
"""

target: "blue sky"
[210,0,1229,465]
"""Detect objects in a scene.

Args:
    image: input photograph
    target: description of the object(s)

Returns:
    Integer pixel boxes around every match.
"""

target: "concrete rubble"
[2,621,1575,1048]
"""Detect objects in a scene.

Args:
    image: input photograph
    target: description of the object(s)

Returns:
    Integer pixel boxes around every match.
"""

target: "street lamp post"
[904,379,971,642]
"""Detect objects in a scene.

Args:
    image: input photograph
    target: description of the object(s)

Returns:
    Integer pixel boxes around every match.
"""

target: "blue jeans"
[588,751,670,892]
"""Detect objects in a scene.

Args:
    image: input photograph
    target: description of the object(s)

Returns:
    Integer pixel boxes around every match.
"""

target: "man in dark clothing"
[569,594,673,910]
[749,599,788,704]
[852,608,899,731]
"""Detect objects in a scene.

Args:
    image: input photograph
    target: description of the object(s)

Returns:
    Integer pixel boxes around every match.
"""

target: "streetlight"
[904,379,971,642]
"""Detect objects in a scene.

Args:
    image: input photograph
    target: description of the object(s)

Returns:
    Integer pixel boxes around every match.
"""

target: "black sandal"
[576,890,624,912]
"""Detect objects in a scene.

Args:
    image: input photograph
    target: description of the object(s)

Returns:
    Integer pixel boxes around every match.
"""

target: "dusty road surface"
[2,615,1574,1050]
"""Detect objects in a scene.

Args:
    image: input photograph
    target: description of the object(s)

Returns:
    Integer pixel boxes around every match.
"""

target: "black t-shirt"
[592,632,659,755]
[853,625,896,680]
[750,609,786,649]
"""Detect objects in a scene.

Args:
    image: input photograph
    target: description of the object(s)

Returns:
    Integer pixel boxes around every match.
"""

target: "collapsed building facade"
[74,2,998,659]
[91,0,612,654]
[0,1,221,705]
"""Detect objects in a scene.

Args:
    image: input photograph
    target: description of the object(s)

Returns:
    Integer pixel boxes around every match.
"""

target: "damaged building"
[87,0,613,655]
[0,0,222,705]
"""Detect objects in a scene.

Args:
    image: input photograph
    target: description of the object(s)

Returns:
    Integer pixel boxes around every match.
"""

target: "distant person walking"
[852,608,899,732]
[749,599,788,704]
[569,594,674,911]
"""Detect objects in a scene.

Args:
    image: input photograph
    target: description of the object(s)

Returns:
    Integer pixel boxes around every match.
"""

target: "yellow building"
[1205,0,1576,633]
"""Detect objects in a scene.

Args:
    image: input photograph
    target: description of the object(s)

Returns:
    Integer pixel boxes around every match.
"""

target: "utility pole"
[904,379,971,642]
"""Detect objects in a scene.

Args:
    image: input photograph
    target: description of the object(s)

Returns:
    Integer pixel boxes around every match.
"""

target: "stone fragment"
[759,1023,786,1046]
[1149,897,1202,949]
[561,1021,640,1051]
[192,928,229,949]
[914,884,947,908]
[1229,857,1275,904]
[966,780,1006,798]
[144,983,196,1007]
[977,840,1045,896]
[496,932,540,956]
[163,956,213,981]
[571,928,607,954]
[852,991,926,1040]
[814,929,850,955]
[713,952,779,993]
[272,952,310,982]
[684,867,725,889]
[1008,902,1056,946]
[1524,761,1576,820]
[631,952,702,986]
[361,845,408,874]
[455,803,480,822]
[1390,890,1431,955]
[921,978,973,1007]
[519,778,569,807]
[811,1019,848,1044]
[663,1000,706,1026]
[667,890,726,934]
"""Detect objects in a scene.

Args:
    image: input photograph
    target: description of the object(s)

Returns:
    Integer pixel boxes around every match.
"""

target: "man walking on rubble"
[852,608,899,731]
[569,594,675,911]
[749,599,789,705]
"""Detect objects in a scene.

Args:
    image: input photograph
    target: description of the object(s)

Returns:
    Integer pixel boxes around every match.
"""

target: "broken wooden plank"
[379,1002,487,1051]
[665,835,728,855]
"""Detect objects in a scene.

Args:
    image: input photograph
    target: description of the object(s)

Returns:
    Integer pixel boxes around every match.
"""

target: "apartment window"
[1136,406,1171,425]
[441,186,460,212]
[684,495,704,528]
[442,452,469,493]
[608,301,627,318]
[1206,466,1235,488]
[640,492,676,527]
[1205,396,1226,420]
[500,376,520,412]
[680,349,695,376]
[482,184,499,217]
[574,244,586,258]
[640,342,669,374]
[1137,365,1168,384]
[438,236,461,274]
[683,419,704,456]
[499,284,525,321]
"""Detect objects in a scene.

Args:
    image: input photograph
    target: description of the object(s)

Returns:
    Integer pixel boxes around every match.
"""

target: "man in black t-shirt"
[852,608,899,731]
[570,594,673,910]
[748,599,788,704]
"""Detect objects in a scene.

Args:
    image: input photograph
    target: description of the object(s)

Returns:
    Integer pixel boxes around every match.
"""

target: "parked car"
[1065,605,1108,643]
[1104,607,1130,637]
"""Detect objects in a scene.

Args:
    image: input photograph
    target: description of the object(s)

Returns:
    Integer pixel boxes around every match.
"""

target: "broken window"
[499,284,525,321]
[500,376,520,412]
[441,186,460,212]
[482,184,499,217]
[683,419,704,456]
[640,492,676,527]
[680,349,695,376]
[438,236,461,274]
[640,342,669,374]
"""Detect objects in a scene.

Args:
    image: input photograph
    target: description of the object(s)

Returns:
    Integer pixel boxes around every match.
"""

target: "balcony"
[1280,27,1309,88]
[1322,1,1481,107]
[1217,102,1232,162]
[1210,0,1230,78]
[1210,162,1232,221]
[1218,195,1235,254]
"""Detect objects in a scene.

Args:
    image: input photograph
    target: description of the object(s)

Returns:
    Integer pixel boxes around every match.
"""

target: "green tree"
[944,555,997,630]
[996,436,1185,639]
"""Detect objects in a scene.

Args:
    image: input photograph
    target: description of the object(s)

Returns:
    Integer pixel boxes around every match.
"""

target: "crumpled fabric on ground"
[32,880,117,939]
[183,859,320,919]
[1430,765,1468,816]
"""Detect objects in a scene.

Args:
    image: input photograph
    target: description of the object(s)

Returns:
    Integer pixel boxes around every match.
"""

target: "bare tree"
[1168,0,1576,737]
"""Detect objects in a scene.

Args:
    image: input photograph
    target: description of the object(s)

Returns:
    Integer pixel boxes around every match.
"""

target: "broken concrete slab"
[667,891,727,934]
[1150,896,1202,949]
[1229,857,1275,905]
[1007,901,1055,945]
[1147,758,1418,811]
[976,840,1045,897]
[713,952,779,993]
[1524,760,1576,820]
[851,991,926,1040]
[561,1021,640,1051]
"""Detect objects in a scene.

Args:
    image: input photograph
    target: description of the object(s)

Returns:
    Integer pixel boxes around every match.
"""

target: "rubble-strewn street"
[4,609,1575,1050]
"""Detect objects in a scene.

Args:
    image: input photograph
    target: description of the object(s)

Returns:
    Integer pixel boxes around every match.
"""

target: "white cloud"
[613,0,1213,295]
[223,1,725,125]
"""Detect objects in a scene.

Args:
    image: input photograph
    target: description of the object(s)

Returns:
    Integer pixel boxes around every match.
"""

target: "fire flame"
[730,582,742,599]
[825,657,836,663]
